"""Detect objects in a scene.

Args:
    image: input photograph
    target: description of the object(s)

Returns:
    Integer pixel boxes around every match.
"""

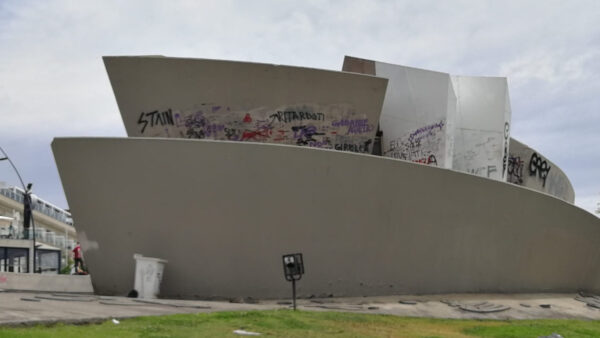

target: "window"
[36,249,60,274]
[0,247,29,273]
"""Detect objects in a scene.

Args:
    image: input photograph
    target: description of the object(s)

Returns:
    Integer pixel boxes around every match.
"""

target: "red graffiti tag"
[272,130,287,141]
[241,129,271,141]
[413,155,438,166]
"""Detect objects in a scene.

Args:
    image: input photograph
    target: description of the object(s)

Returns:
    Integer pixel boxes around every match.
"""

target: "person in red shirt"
[72,242,83,273]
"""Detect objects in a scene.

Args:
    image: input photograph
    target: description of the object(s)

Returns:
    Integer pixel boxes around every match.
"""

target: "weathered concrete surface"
[0,291,279,326]
[0,272,92,293]
[52,138,600,299]
[0,292,599,326]
[104,55,387,154]
[284,293,600,320]
[508,138,575,203]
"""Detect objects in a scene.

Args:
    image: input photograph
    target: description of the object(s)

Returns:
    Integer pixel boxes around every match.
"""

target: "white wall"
[451,76,512,181]
[375,62,456,168]
[343,57,512,180]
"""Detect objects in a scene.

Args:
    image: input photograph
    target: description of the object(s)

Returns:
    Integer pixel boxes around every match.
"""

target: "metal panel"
[451,76,512,181]
[344,56,455,168]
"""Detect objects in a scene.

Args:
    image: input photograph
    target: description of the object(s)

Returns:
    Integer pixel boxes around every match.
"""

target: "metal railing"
[0,227,73,250]
[0,189,73,225]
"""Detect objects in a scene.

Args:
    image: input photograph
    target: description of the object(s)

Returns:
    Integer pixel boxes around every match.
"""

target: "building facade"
[0,183,76,273]
[51,56,593,299]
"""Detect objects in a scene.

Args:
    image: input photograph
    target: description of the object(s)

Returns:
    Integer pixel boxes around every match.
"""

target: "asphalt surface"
[1,291,599,326]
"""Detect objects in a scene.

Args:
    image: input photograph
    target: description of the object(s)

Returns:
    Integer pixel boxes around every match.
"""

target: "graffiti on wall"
[507,147,573,202]
[137,109,175,134]
[501,122,510,178]
[134,104,376,154]
[384,120,445,165]
[529,152,551,187]
[453,128,504,181]
[507,155,524,184]
[468,165,498,178]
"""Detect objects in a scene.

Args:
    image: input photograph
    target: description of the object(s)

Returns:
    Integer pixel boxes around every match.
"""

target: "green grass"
[0,310,599,337]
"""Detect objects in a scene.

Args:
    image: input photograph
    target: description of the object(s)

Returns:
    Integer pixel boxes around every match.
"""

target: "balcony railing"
[0,227,73,250]
[0,189,73,225]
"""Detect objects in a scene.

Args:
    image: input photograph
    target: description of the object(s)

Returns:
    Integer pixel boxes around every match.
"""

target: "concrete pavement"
[1,291,600,326]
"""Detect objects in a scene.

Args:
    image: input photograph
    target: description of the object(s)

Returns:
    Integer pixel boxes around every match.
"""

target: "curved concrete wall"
[52,138,600,299]
[104,56,387,154]
[508,138,575,203]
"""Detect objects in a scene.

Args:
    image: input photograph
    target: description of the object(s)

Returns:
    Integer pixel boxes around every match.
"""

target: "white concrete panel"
[104,56,387,154]
[445,81,458,168]
[375,62,455,168]
[451,76,512,181]
[0,273,92,293]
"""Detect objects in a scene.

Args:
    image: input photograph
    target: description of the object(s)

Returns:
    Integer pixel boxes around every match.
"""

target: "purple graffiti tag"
[407,120,445,144]
[292,125,325,146]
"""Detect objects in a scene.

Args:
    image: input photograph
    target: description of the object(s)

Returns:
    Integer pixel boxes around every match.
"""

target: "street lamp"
[0,146,38,273]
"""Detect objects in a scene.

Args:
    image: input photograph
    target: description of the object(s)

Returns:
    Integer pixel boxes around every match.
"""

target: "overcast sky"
[0,0,598,216]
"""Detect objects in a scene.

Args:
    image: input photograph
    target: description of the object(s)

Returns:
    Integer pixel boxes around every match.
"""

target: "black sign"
[282,253,304,281]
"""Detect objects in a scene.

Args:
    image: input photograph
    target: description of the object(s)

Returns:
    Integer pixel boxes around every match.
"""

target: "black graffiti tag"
[529,152,551,187]
[292,125,325,146]
[502,122,510,177]
[334,139,373,153]
[184,113,208,139]
[507,155,524,184]
[270,111,325,123]
[138,109,175,134]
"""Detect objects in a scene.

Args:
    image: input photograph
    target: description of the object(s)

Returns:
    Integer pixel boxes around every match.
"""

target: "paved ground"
[1,290,599,326]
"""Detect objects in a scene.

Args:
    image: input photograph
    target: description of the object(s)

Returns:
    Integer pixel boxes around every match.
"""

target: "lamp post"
[0,146,37,273]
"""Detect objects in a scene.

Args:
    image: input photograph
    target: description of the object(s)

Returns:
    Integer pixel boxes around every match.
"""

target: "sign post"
[282,253,304,310]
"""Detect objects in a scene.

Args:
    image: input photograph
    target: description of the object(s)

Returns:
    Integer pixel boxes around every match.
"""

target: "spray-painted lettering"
[507,155,524,184]
[292,125,325,145]
[270,111,325,123]
[334,139,372,153]
[385,120,445,166]
[502,122,510,177]
[413,155,438,166]
[136,104,376,154]
[138,109,175,134]
[468,165,498,178]
[529,152,551,187]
